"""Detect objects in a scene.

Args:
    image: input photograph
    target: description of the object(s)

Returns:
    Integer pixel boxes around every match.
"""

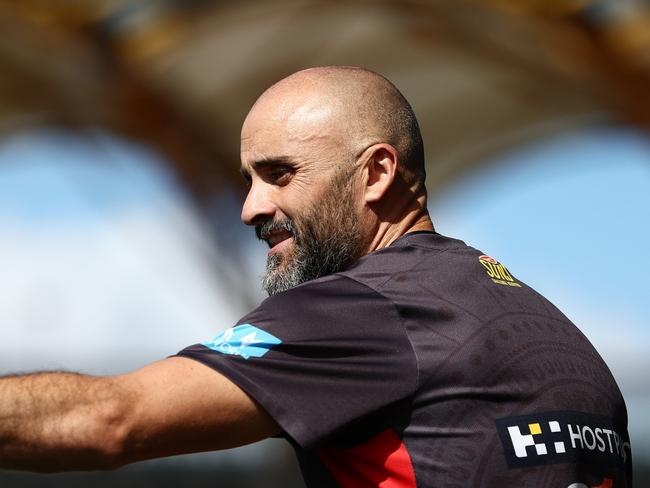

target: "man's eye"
[268,166,293,183]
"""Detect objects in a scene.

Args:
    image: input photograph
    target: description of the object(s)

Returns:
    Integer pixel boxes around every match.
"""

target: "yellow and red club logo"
[478,255,521,287]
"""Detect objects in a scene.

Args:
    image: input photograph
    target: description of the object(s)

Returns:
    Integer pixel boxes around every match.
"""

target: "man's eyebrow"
[239,156,296,179]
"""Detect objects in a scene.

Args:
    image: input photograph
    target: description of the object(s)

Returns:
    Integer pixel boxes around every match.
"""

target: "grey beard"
[262,252,301,296]
[261,177,363,295]
[261,219,362,296]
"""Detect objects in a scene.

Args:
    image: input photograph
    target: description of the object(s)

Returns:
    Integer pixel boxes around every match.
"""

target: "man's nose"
[241,182,277,226]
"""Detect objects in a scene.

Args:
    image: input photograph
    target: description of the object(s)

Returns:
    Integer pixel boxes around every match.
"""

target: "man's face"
[240,94,366,295]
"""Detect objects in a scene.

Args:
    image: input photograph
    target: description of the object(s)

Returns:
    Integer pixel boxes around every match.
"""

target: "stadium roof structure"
[0,0,649,205]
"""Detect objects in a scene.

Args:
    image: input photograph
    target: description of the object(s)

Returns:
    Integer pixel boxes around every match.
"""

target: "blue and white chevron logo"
[202,324,282,359]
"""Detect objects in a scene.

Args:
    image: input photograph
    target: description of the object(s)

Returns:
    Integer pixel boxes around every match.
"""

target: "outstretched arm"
[0,357,280,472]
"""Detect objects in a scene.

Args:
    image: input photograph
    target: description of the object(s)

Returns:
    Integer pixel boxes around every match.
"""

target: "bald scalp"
[254,66,426,191]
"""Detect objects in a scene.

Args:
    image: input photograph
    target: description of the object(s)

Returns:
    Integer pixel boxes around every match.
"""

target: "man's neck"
[365,206,434,254]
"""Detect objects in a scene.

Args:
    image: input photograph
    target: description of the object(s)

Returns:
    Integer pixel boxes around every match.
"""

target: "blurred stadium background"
[0,0,648,486]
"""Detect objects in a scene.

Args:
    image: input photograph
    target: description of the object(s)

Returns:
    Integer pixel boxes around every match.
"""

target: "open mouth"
[264,230,293,251]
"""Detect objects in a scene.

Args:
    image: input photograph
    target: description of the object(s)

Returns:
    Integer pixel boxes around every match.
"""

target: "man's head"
[240,66,429,295]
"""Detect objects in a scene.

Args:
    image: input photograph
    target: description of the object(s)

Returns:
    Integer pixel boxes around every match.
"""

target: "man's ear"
[363,144,397,203]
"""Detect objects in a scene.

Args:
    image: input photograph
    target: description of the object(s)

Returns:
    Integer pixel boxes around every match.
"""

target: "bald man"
[0,67,632,487]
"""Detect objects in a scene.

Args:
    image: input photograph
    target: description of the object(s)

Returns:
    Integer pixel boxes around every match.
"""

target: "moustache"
[255,218,297,241]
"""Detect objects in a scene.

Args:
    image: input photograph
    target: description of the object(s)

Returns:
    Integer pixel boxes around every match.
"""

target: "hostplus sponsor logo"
[478,255,521,287]
[496,411,630,469]
[202,324,282,359]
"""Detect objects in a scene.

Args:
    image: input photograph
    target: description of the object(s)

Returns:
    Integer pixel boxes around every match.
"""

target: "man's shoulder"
[252,270,389,319]
[255,230,509,316]
[243,234,459,329]
[338,231,478,291]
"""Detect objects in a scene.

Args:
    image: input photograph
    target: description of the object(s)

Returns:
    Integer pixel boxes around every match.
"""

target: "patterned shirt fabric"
[177,231,632,488]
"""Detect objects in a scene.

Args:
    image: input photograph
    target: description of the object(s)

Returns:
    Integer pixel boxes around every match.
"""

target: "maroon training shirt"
[178,232,632,488]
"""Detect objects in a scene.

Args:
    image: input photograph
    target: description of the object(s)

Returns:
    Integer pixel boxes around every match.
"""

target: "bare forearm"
[0,372,132,472]
[0,358,280,473]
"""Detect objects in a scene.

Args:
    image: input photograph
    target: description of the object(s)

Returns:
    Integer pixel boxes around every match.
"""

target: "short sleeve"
[175,274,418,449]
